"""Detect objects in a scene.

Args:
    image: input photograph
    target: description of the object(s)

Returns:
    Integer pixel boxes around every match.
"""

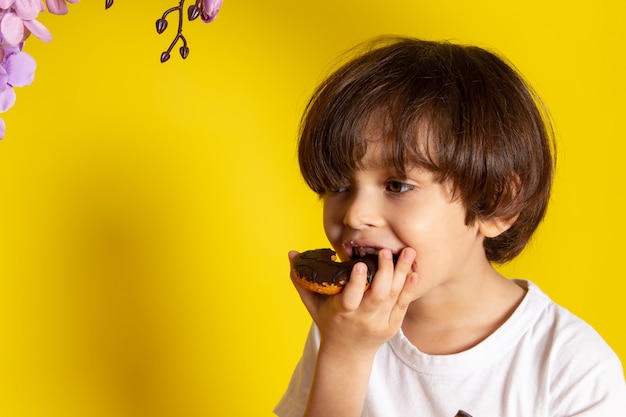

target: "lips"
[352,245,381,259]
[342,241,381,260]
[344,241,400,264]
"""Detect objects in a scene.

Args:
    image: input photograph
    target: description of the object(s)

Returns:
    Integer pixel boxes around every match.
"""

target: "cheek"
[389,206,429,238]
[390,205,461,250]
[322,200,343,241]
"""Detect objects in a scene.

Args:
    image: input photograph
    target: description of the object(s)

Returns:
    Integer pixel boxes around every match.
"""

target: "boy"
[275,37,626,416]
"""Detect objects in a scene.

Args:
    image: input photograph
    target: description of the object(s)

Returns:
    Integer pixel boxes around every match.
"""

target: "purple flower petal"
[23,18,51,42]
[5,50,35,87]
[45,0,69,15]
[0,0,16,10]
[0,12,25,46]
[45,0,79,15]
[15,0,42,21]
[0,31,23,52]
[0,65,8,87]
[0,85,16,112]
[0,117,5,139]
[200,0,222,23]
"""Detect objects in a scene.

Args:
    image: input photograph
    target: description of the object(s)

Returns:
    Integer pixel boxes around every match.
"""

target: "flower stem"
[159,0,189,62]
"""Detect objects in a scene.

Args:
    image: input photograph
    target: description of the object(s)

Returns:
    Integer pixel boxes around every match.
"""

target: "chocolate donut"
[292,248,380,295]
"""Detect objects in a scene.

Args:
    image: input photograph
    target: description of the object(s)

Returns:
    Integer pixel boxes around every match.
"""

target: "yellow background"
[0,1,624,416]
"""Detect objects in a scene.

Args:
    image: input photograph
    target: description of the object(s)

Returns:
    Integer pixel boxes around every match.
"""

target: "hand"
[289,247,420,359]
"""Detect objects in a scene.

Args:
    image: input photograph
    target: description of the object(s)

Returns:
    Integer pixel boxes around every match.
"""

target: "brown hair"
[298,36,556,263]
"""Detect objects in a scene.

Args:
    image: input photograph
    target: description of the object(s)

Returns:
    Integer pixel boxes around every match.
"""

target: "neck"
[402,272,526,355]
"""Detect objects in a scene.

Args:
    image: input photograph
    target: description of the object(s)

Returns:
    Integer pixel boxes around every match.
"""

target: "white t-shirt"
[274,280,626,417]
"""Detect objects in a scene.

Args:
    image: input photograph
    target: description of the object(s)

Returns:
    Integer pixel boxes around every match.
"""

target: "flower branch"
[0,0,223,139]
[153,0,223,63]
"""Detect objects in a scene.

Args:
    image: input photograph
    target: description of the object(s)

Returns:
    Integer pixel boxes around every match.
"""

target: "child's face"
[322,141,492,298]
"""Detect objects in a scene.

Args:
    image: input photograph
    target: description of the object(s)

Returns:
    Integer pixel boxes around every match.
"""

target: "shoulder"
[520,281,626,414]
[522,281,618,360]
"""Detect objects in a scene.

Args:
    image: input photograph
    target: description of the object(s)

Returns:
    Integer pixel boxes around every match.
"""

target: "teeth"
[353,246,380,258]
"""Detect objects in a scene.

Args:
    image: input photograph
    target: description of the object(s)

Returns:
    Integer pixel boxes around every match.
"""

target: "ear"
[477,214,518,238]
[478,172,522,238]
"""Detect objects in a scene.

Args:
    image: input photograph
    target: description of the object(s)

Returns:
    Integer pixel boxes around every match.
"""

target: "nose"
[342,191,382,229]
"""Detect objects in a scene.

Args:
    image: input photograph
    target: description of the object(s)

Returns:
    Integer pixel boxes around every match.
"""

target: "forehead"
[359,142,437,185]
[359,110,435,171]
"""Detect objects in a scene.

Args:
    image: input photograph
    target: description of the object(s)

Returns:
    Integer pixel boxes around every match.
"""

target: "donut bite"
[292,248,396,295]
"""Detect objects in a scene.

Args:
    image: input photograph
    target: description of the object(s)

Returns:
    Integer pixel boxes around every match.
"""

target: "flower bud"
[179,46,189,59]
[155,18,168,34]
[187,5,200,21]
[160,51,170,63]
[200,0,223,23]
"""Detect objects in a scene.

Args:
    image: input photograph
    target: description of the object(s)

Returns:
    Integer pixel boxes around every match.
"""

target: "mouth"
[346,242,400,264]
[352,245,381,259]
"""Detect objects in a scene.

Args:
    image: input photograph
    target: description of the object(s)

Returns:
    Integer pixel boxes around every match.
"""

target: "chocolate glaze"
[293,248,382,286]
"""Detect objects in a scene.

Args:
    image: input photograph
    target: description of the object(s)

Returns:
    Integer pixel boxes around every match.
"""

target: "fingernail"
[355,263,366,273]
[381,249,392,259]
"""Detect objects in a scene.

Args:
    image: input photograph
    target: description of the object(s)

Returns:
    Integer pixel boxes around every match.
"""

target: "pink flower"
[3,45,35,88]
[0,0,78,138]
[0,0,40,20]
[45,0,79,16]
[0,37,36,138]
[200,0,222,23]
[0,0,52,45]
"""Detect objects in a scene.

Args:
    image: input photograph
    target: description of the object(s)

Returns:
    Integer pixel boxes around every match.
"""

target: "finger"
[389,271,421,327]
[369,248,395,294]
[287,250,301,282]
[288,250,299,265]
[390,247,416,295]
[338,262,368,311]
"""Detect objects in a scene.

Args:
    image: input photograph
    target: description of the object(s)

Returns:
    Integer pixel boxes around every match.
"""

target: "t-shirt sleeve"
[549,315,626,416]
[274,324,320,417]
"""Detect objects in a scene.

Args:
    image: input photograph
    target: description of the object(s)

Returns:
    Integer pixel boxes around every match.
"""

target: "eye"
[326,185,350,195]
[385,180,414,194]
